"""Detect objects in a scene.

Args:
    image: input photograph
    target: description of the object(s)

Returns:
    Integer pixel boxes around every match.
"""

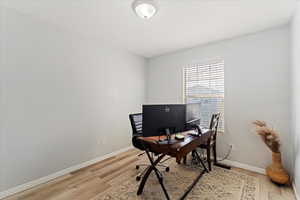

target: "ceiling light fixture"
[132,0,158,20]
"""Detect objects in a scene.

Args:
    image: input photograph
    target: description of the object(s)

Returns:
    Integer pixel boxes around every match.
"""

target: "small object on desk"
[175,133,185,140]
[188,131,200,136]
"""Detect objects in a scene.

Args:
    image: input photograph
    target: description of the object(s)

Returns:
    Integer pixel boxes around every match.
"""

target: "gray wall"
[0,7,146,191]
[291,2,300,195]
[146,26,291,172]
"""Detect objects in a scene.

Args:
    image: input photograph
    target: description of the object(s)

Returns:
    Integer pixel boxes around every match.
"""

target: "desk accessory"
[175,133,185,140]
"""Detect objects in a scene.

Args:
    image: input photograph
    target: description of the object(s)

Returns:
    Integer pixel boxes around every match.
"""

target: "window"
[184,60,224,131]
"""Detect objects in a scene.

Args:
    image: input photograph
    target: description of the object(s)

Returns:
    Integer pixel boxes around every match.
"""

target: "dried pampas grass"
[252,120,280,153]
[253,120,267,128]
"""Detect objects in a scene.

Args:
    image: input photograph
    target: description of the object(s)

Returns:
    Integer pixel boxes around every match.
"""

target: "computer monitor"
[186,103,201,125]
[142,104,186,137]
[185,103,201,134]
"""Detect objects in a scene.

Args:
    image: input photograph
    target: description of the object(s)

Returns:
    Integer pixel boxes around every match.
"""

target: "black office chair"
[129,113,170,181]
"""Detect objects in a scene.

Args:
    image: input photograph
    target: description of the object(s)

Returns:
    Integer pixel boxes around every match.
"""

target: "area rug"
[96,159,259,200]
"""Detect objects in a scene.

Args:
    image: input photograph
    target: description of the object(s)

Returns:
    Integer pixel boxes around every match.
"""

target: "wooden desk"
[137,129,212,200]
[139,129,211,163]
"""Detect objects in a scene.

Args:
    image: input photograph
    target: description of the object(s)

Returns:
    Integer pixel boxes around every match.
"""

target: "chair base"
[135,164,170,181]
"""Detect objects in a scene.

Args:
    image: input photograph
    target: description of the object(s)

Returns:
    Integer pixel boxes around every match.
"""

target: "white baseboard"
[219,159,266,175]
[0,146,134,199]
[293,182,300,200]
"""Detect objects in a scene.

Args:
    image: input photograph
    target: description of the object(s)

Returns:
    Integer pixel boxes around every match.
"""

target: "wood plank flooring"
[4,149,297,200]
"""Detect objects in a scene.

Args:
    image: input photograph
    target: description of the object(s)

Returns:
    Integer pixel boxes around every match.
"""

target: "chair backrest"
[129,113,144,150]
[209,113,221,141]
[129,113,143,135]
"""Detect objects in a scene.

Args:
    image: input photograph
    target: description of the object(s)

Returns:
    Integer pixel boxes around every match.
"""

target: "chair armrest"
[133,133,142,138]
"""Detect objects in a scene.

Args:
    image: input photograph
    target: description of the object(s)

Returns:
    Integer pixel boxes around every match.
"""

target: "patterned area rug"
[96,159,259,200]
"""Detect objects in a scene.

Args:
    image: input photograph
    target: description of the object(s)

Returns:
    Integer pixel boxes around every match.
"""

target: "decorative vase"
[266,152,289,184]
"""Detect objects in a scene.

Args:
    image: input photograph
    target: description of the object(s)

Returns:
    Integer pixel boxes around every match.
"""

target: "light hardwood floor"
[4,149,297,200]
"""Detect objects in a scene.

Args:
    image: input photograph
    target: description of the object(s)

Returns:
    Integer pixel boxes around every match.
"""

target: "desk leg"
[137,152,170,199]
[178,151,209,200]
[183,156,187,165]
[213,143,231,170]
[179,169,206,200]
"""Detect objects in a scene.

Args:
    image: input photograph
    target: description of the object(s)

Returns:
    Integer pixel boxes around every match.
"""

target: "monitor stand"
[165,128,171,144]
[157,128,173,144]
[191,124,202,136]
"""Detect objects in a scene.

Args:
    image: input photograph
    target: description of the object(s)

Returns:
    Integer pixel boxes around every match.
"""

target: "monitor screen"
[142,104,186,137]
[186,103,201,124]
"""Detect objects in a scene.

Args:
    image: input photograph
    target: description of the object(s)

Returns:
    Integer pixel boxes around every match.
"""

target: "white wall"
[147,26,291,172]
[0,7,146,191]
[291,2,300,195]
[0,6,5,193]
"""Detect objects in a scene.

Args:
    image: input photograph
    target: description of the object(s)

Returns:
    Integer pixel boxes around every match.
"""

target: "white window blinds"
[184,60,224,130]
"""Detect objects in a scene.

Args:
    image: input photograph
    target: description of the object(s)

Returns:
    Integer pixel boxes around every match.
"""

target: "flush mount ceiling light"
[132,0,158,19]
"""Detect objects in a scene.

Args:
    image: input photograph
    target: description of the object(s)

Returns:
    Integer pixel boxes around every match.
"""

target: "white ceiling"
[1,0,296,58]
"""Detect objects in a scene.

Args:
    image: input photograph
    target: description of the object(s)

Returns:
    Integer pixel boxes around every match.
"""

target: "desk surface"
[138,129,211,163]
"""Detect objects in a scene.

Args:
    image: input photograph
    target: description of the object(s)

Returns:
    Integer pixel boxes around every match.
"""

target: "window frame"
[182,59,225,131]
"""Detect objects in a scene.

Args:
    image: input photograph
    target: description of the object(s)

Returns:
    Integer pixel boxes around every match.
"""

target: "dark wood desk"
[137,129,212,200]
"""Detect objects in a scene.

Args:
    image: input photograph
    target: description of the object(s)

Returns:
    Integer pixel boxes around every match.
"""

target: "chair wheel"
[136,176,141,181]
[166,167,170,172]
[136,165,139,170]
